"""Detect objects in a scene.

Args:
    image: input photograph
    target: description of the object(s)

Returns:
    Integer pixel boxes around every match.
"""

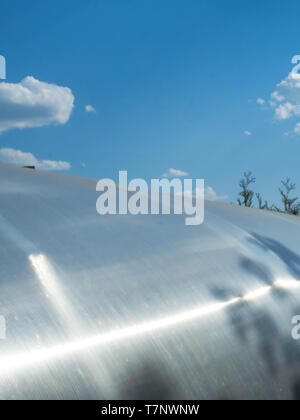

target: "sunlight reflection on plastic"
[29,254,79,333]
[0,256,299,378]
[274,278,300,290]
[242,286,272,301]
[0,296,240,376]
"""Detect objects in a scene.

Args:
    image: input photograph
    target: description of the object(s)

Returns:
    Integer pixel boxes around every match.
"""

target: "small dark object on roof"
[23,166,35,170]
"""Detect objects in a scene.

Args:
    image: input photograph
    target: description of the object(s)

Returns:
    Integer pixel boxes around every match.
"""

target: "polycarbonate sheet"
[1,163,300,400]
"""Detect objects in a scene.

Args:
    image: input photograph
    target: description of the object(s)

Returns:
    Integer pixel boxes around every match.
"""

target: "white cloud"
[268,68,300,133]
[294,123,300,134]
[183,186,228,201]
[256,98,265,105]
[271,90,285,102]
[161,169,227,201]
[0,148,71,171]
[204,186,228,201]
[244,130,252,136]
[0,76,74,134]
[274,102,295,120]
[162,168,189,178]
[85,105,96,113]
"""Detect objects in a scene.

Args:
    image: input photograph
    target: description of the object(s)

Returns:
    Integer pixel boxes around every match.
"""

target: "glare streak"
[242,286,272,301]
[274,278,300,290]
[0,297,240,376]
[0,255,299,378]
[29,254,81,335]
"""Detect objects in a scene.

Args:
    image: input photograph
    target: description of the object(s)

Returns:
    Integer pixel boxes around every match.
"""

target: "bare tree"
[256,193,269,210]
[237,172,299,216]
[279,178,299,215]
[238,171,256,207]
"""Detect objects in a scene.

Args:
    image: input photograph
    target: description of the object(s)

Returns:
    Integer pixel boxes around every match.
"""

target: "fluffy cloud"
[244,130,252,136]
[271,90,285,103]
[294,123,300,134]
[256,98,265,105]
[85,105,96,113]
[162,168,189,178]
[182,186,228,201]
[0,76,74,133]
[274,102,295,120]
[161,168,227,201]
[269,68,300,132]
[204,186,228,201]
[0,147,71,171]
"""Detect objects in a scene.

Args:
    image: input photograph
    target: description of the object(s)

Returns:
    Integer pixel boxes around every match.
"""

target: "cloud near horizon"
[0,76,74,134]
[0,147,71,171]
[161,168,227,201]
[175,185,228,202]
[204,186,228,201]
[184,186,228,201]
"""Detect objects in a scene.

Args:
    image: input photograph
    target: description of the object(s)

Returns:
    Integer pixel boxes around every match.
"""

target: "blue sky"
[0,0,300,205]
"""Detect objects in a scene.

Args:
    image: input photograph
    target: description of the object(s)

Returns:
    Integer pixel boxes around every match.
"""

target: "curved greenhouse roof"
[0,163,300,399]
